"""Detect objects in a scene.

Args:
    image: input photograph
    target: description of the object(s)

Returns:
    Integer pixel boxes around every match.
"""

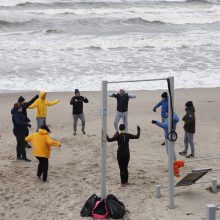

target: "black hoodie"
[182,105,195,134]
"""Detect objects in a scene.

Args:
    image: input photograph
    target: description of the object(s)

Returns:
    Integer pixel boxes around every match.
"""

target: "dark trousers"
[36,157,48,181]
[117,152,130,184]
[14,132,27,159]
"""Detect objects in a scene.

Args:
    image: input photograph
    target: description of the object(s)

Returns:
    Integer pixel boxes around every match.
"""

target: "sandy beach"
[0,88,220,220]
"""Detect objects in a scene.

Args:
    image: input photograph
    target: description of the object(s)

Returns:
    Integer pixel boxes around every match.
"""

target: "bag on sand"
[80,194,100,217]
[92,200,108,219]
[105,194,126,219]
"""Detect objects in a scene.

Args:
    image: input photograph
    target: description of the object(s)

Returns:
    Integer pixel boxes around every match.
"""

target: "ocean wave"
[0,19,34,27]
[125,18,166,25]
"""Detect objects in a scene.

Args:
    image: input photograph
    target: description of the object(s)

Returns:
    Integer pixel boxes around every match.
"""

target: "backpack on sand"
[105,194,126,219]
[80,194,100,217]
[92,200,108,219]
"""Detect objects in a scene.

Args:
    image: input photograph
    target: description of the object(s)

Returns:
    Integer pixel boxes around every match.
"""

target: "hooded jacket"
[28,91,59,117]
[70,96,88,114]
[155,112,179,139]
[182,105,195,133]
[11,107,29,135]
[25,129,61,158]
[154,98,169,118]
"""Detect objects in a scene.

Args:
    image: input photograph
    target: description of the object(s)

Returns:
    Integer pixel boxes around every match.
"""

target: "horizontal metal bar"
[107,78,168,84]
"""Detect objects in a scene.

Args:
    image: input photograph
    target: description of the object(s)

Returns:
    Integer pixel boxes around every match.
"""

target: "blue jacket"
[155,112,179,139]
[154,98,168,118]
[11,108,28,136]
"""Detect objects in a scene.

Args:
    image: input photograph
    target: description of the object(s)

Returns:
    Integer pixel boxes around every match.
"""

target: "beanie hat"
[75,89,80,94]
[119,124,125,131]
[161,92,168,99]
[18,96,25,103]
[185,101,193,107]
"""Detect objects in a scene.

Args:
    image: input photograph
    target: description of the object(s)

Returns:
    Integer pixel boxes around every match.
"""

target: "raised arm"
[106,134,118,142]
[128,126,140,139]
[70,97,75,105]
[28,100,38,109]
[83,97,89,103]
[23,95,39,109]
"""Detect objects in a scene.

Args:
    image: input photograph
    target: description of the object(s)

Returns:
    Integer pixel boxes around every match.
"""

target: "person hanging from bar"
[179,101,196,158]
[151,111,179,160]
[153,92,168,146]
[28,91,60,130]
[107,124,140,187]
[109,89,136,133]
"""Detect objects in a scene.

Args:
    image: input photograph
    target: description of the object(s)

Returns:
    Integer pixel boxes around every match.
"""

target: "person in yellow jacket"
[25,124,61,181]
[28,91,59,130]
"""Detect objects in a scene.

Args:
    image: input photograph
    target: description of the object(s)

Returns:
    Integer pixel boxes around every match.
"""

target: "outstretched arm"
[23,95,39,109]
[46,100,60,106]
[46,136,61,147]
[106,134,118,142]
[109,93,117,98]
[28,100,38,109]
[25,134,33,142]
[128,94,136,99]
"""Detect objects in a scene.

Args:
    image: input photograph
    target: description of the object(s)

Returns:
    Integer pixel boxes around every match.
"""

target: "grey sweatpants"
[73,113,85,132]
[36,117,46,131]
[114,111,128,132]
[165,139,177,161]
[184,132,195,155]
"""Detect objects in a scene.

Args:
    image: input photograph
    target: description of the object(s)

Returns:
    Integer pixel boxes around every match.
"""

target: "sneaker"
[23,158,31,162]
[179,151,187,156]
[161,142,165,146]
[17,156,22,160]
[73,132,76,136]
[82,130,86,135]
[186,154,194,158]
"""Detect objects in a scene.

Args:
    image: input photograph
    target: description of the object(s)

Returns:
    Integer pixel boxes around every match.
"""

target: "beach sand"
[0,88,220,220]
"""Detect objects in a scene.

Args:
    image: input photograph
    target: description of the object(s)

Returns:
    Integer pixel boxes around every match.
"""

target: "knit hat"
[161,92,168,99]
[185,101,193,107]
[75,89,80,94]
[18,96,25,103]
[119,124,125,131]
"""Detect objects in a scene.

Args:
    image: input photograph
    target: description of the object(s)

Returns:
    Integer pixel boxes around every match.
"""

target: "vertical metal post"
[101,81,108,199]
[211,177,217,194]
[168,76,175,209]
[206,204,216,220]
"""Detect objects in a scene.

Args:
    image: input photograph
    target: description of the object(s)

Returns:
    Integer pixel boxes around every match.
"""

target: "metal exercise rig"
[100,77,175,209]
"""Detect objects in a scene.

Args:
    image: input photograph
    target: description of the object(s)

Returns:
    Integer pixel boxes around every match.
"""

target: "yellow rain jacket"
[28,91,59,117]
[25,129,61,158]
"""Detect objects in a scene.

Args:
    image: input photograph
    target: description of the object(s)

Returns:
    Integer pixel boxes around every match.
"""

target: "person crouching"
[25,124,61,182]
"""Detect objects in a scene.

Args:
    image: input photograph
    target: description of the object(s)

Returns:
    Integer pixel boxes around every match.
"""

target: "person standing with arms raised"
[110,89,136,133]
[28,91,59,130]
[70,89,89,135]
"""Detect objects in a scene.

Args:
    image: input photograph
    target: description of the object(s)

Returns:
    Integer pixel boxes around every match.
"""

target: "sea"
[0,0,220,92]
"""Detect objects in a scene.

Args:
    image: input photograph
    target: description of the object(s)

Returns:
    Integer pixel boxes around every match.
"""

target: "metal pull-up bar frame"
[100,76,175,209]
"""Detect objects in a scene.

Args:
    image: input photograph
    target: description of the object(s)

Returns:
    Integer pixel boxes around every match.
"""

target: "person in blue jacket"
[11,103,31,162]
[153,92,168,145]
[152,112,179,160]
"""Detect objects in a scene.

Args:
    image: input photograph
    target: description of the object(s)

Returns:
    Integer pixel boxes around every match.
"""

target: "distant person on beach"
[17,94,39,148]
[28,91,59,130]
[107,124,140,187]
[153,92,168,145]
[110,89,136,133]
[25,124,61,182]
[179,101,196,158]
[11,103,31,162]
[70,89,89,135]
[151,112,179,160]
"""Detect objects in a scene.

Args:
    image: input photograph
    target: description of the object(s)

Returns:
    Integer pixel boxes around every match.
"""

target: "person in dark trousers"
[25,124,61,182]
[107,124,140,187]
[152,112,179,161]
[110,89,136,133]
[70,89,88,135]
[179,101,196,158]
[11,103,31,162]
[153,92,168,145]
[17,95,39,148]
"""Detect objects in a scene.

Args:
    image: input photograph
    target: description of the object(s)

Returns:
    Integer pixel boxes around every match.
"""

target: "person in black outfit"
[17,95,39,148]
[70,89,89,135]
[107,124,140,187]
[110,89,136,133]
[11,103,31,162]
